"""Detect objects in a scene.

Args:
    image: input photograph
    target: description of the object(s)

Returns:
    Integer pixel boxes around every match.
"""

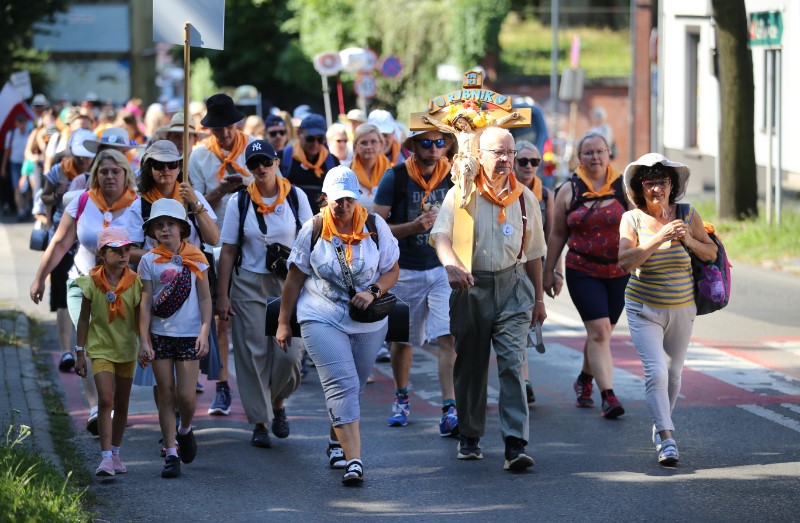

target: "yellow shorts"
[90,358,137,379]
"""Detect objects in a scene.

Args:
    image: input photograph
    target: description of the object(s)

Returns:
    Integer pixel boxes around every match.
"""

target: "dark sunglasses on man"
[246,157,275,170]
[150,160,181,171]
[304,135,325,144]
[517,157,541,167]
[415,138,447,149]
[268,129,286,138]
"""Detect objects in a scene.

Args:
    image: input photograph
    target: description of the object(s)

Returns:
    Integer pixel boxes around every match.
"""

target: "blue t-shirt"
[373,164,451,271]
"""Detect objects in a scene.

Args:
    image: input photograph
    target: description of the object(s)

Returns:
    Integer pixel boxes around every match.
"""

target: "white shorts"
[392,266,451,347]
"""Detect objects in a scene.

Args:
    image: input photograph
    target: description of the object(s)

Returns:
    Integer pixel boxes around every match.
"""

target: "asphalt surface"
[2,216,799,522]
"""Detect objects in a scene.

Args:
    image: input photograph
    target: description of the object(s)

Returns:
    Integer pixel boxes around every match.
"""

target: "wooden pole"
[183,22,192,193]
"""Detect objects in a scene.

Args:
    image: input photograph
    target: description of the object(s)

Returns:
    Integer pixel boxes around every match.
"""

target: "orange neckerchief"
[141,183,182,204]
[149,241,207,280]
[351,153,391,196]
[88,187,138,227]
[575,165,621,198]
[292,141,330,178]
[476,169,525,224]
[386,141,402,164]
[247,177,291,215]
[203,131,250,181]
[60,157,80,181]
[405,156,451,209]
[321,204,371,264]
[89,265,138,322]
[518,171,542,201]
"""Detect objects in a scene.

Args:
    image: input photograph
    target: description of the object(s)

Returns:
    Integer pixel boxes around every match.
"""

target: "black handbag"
[265,242,291,278]
[265,296,300,337]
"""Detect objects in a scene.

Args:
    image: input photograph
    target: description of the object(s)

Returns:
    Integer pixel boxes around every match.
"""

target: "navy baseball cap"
[245,139,278,161]
[299,114,327,136]
[265,115,285,128]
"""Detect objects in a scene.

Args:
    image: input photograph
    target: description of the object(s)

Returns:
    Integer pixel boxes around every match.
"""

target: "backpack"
[677,203,731,315]
[234,186,301,271]
[280,144,337,177]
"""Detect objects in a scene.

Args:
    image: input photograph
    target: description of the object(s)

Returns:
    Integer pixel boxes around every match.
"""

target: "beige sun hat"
[142,198,190,238]
[623,153,690,204]
[157,112,205,136]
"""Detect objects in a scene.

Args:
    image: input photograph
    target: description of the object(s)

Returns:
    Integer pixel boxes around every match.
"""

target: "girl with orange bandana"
[74,227,142,477]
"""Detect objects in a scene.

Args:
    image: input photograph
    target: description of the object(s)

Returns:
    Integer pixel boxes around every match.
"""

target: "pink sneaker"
[95,457,115,477]
[112,454,127,474]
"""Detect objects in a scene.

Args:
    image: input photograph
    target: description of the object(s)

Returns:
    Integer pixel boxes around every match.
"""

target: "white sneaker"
[657,438,679,465]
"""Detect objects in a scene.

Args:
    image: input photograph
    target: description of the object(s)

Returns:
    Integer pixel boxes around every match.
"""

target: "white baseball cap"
[322,166,361,201]
[69,129,98,158]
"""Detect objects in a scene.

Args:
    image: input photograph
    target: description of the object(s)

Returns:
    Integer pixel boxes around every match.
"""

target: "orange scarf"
[88,187,138,227]
[60,157,81,181]
[292,141,330,178]
[386,141,402,164]
[141,184,182,204]
[576,165,621,198]
[203,131,250,181]
[247,177,291,215]
[406,157,451,209]
[351,153,391,196]
[321,204,371,264]
[89,265,138,322]
[476,169,525,224]
[150,241,207,280]
[517,171,542,201]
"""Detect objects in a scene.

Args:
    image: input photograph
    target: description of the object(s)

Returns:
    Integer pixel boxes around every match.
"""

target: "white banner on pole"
[153,0,226,50]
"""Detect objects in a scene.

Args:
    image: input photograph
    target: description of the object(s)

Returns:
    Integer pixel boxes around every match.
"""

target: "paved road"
[2,219,799,522]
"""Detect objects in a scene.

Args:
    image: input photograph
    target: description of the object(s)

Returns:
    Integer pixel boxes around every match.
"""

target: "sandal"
[327,443,346,469]
[341,459,363,485]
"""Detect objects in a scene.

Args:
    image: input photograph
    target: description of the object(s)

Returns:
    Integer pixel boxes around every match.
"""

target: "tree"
[1,0,71,92]
[711,0,758,219]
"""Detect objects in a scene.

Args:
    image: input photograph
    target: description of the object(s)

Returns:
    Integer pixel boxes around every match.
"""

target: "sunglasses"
[517,157,541,167]
[246,157,275,170]
[415,138,447,149]
[268,129,286,138]
[304,135,325,144]
[150,160,180,171]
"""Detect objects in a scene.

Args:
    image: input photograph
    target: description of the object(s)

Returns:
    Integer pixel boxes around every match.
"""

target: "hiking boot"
[176,429,197,464]
[251,426,272,448]
[327,442,346,469]
[342,459,364,485]
[387,394,410,427]
[657,438,679,466]
[457,437,482,460]
[208,383,232,415]
[161,455,181,478]
[95,457,115,477]
[573,378,594,408]
[503,436,535,471]
[601,395,625,419]
[439,406,459,437]
[272,408,290,439]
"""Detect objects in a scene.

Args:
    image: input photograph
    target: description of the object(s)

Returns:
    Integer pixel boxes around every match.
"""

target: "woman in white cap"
[30,149,140,435]
[618,153,717,466]
[276,166,399,485]
[216,139,312,448]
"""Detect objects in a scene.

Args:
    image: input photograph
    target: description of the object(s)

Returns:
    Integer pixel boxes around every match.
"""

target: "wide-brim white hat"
[623,153,690,204]
[84,127,137,153]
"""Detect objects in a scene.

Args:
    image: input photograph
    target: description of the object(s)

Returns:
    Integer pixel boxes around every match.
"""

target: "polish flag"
[0,82,36,145]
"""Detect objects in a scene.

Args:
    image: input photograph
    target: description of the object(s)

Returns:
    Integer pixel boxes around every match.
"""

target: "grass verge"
[693,200,800,272]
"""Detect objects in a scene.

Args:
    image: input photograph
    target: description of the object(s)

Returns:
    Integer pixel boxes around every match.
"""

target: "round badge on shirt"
[502,224,514,237]
[171,255,183,266]
[103,212,113,223]
[105,291,117,303]
[274,204,285,215]
[331,236,343,248]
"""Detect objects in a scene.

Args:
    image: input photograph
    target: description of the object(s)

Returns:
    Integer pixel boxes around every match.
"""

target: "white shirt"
[287,213,399,334]
[64,193,138,278]
[221,188,313,274]
[188,138,255,239]
[126,191,217,250]
[4,128,27,164]
[138,252,208,337]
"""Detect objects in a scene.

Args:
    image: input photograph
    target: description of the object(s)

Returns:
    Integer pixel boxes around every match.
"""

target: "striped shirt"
[624,207,694,308]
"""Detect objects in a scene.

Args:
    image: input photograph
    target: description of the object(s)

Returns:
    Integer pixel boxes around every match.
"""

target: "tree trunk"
[711,0,758,219]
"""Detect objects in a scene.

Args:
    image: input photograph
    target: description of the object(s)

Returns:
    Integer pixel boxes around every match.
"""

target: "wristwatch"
[367,284,382,299]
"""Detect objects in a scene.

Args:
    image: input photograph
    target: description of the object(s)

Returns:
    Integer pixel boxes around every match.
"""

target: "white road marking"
[781,403,800,415]
[738,404,800,434]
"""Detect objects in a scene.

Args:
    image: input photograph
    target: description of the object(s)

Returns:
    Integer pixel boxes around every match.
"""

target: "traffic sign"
[379,56,402,78]
[749,11,783,47]
[354,73,377,98]
[313,51,342,76]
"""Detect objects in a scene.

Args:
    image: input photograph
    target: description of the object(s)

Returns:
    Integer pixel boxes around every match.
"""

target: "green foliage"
[0,0,69,90]
[450,0,510,68]
[190,58,220,103]
[0,424,89,522]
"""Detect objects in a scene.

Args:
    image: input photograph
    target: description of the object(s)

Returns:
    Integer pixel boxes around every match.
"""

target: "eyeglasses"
[481,149,517,159]
[415,138,447,149]
[642,179,671,190]
[268,129,287,138]
[304,135,325,144]
[150,160,180,172]
[516,157,541,167]
[580,149,608,158]
[246,157,275,170]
